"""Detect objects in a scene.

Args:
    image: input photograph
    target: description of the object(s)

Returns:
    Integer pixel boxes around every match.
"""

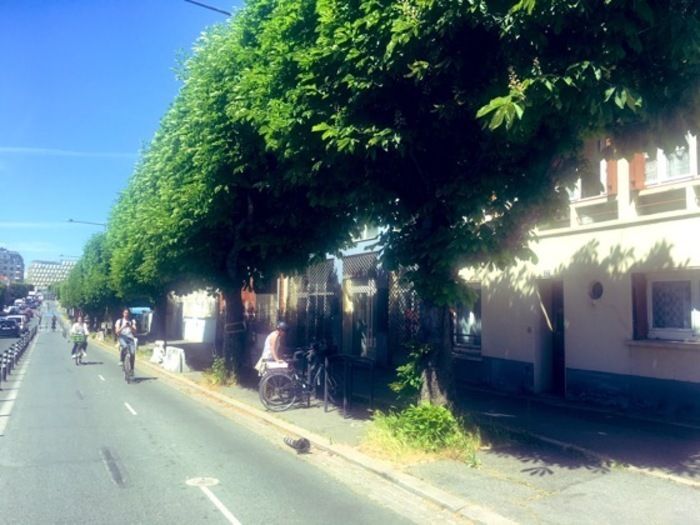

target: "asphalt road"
[0,314,414,524]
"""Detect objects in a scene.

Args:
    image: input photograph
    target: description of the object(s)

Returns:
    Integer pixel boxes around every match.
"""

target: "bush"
[363,403,480,465]
[389,342,433,401]
[204,356,234,386]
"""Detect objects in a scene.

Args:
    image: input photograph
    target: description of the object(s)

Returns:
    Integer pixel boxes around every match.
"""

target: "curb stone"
[92,338,515,525]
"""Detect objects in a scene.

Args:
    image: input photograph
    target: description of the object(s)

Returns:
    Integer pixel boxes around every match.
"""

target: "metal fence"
[0,326,37,387]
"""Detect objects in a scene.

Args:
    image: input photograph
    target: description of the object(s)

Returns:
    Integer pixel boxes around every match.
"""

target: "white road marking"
[199,485,242,525]
[98,375,105,381]
[186,478,241,524]
[124,402,137,416]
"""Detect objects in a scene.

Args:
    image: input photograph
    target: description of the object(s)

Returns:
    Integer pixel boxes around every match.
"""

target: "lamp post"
[183,0,231,16]
[67,218,107,228]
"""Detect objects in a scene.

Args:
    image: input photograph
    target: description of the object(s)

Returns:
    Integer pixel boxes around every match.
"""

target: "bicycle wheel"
[124,353,132,384]
[259,372,296,411]
[324,363,344,405]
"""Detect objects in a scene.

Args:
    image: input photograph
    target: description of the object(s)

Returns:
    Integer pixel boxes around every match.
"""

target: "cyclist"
[69,315,89,360]
[51,314,57,331]
[115,309,137,371]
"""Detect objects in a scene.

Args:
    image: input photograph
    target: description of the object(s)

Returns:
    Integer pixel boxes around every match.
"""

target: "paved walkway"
[454,385,700,484]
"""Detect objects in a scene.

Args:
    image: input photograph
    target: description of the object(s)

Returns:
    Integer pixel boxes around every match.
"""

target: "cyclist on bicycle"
[115,309,137,370]
[69,315,89,359]
[51,314,57,331]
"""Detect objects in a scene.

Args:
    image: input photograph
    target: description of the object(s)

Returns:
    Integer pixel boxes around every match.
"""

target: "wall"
[460,212,700,404]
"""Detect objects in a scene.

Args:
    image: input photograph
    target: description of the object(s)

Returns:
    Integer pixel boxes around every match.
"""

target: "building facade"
[27,260,77,288]
[456,133,700,419]
[0,248,25,282]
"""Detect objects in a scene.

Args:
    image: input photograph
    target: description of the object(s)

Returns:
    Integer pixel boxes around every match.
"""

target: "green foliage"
[59,234,121,320]
[73,0,699,326]
[365,403,480,465]
[204,356,235,386]
[390,341,433,400]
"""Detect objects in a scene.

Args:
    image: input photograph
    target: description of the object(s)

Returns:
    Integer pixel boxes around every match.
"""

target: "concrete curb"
[91,338,514,524]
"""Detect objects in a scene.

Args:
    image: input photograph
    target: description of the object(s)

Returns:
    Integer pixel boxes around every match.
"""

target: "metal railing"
[0,326,38,388]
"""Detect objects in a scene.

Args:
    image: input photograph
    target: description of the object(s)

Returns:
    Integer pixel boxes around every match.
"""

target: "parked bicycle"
[258,341,341,412]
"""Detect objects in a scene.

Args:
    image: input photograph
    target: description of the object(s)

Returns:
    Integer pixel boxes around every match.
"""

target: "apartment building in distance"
[0,248,25,282]
[27,259,77,288]
[456,133,700,420]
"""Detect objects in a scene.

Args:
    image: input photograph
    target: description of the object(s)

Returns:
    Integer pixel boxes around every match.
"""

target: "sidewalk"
[453,385,700,485]
[95,338,700,523]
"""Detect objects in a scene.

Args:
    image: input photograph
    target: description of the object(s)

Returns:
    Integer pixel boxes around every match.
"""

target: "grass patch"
[202,356,235,387]
[361,403,481,466]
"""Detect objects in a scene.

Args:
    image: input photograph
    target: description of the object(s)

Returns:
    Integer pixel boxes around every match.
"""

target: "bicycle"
[258,342,341,412]
[70,333,87,366]
[120,340,135,384]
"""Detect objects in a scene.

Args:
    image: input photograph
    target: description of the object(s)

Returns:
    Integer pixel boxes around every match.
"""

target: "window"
[452,285,482,352]
[643,135,698,186]
[569,160,607,201]
[667,145,691,179]
[633,271,700,341]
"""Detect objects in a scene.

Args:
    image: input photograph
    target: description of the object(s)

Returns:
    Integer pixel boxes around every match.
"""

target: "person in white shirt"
[69,315,89,359]
[115,309,137,369]
[261,321,288,363]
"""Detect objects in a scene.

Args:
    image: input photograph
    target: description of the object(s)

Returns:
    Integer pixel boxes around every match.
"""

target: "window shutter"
[629,153,646,191]
[631,273,648,340]
[606,160,618,195]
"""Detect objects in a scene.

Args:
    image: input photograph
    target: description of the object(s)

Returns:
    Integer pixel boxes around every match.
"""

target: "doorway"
[550,280,566,396]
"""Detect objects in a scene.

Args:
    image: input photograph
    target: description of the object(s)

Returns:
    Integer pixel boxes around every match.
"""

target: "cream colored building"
[457,134,700,418]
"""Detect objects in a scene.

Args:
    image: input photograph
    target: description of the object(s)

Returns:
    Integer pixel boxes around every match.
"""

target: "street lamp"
[183,0,231,16]
[67,218,107,228]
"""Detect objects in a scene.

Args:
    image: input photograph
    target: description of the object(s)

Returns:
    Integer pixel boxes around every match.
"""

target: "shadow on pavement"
[457,387,700,481]
[131,376,158,384]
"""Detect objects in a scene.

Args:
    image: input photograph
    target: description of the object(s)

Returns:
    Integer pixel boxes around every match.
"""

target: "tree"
[233,0,700,403]
[107,14,361,373]
[103,0,699,403]
[60,234,120,322]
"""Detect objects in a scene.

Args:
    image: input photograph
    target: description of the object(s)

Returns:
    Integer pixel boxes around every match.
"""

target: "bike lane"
[0,326,417,525]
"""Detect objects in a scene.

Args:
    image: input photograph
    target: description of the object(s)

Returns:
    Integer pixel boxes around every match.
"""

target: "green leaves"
[68,0,699,316]
[476,95,525,130]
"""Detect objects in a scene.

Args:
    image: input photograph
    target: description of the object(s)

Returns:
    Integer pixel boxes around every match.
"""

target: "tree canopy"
[59,234,120,319]
[70,0,699,314]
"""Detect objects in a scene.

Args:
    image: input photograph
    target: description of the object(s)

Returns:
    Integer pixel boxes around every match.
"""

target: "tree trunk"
[419,304,454,407]
[221,286,246,379]
[154,292,169,351]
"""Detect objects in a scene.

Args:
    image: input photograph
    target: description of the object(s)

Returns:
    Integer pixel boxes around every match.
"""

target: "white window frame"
[645,134,698,187]
[569,159,608,201]
[646,270,700,341]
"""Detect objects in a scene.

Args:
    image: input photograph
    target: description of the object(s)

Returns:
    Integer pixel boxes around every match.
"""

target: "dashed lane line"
[124,402,137,416]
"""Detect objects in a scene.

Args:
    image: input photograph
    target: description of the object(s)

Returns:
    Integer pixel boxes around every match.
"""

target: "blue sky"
[0,0,238,270]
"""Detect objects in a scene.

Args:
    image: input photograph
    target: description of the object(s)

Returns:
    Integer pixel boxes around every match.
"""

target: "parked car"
[0,319,20,337]
[4,315,28,334]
